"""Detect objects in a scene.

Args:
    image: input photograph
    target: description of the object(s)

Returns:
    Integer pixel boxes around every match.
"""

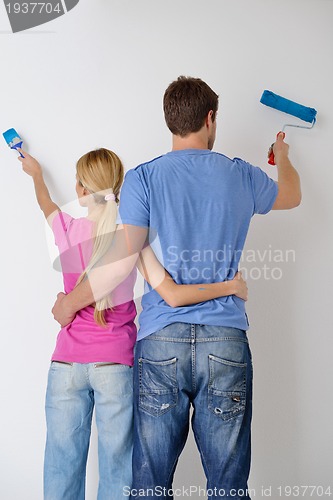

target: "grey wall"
[1,1,332,498]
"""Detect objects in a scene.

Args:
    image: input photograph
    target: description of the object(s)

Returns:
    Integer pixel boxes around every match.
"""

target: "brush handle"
[12,143,24,158]
[268,132,285,165]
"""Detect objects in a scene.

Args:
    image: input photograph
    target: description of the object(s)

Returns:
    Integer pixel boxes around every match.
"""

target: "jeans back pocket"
[208,354,247,421]
[139,357,178,417]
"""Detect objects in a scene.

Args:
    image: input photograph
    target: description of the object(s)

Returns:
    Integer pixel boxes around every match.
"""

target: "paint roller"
[260,90,317,165]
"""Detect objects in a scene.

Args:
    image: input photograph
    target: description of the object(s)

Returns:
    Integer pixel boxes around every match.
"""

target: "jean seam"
[145,336,248,343]
[139,357,177,366]
[85,364,92,386]
[145,337,191,343]
[199,337,248,343]
[165,454,181,491]
[191,422,210,487]
[209,355,247,368]
[191,325,196,392]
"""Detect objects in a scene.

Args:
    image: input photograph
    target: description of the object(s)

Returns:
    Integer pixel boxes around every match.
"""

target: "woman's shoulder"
[52,212,93,247]
[53,211,93,229]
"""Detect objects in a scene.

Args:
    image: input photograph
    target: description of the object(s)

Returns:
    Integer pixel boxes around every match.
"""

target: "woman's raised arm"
[18,149,60,226]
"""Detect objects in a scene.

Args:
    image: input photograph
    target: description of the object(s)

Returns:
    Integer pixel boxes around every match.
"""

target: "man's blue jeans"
[132,324,253,500]
[44,361,133,500]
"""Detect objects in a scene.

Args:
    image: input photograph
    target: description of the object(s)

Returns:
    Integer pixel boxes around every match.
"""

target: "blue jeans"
[44,361,133,500]
[132,324,253,500]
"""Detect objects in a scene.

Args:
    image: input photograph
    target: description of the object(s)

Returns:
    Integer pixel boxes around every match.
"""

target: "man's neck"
[172,133,209,151]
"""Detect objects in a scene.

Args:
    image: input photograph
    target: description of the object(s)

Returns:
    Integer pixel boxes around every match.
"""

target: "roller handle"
[268,132,285,165]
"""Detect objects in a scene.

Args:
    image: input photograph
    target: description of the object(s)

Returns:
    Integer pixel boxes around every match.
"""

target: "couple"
[25,75,301,499]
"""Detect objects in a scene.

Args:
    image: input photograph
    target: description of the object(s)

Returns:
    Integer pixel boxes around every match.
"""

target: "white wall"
[1,1,332,498]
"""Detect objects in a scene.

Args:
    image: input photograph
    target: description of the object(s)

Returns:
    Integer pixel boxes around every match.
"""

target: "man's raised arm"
[52,224,148,326]
[271,132,302,210]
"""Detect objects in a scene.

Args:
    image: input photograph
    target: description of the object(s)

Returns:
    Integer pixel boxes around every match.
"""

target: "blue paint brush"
[260,90,317,165]
[3,128,24,157]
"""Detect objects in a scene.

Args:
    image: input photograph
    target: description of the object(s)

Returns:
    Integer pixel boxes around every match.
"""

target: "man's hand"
[272,132,289,164]
[52,292,76,327]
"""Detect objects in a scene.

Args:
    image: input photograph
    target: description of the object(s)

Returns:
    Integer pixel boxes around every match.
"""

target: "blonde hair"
[75,148,124,326]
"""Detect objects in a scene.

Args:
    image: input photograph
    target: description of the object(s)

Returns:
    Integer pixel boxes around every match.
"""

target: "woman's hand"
[231,271,248,301]
[18,149,42,179]
[52,292,76,327]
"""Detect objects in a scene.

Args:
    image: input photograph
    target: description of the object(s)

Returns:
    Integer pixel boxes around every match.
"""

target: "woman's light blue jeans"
[132,324,253,500]
[44,361,133,500]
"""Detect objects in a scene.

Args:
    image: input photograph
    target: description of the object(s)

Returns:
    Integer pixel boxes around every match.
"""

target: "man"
[53,76,301,499]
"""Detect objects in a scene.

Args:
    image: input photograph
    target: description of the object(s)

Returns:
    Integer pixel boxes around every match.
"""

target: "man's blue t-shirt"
[118,149,278,340]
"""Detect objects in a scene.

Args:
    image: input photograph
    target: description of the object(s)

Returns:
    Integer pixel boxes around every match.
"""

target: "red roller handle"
[268,131,285,165]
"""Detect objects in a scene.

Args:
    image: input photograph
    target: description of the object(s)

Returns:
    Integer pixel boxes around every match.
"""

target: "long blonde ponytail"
[75,148,124,326]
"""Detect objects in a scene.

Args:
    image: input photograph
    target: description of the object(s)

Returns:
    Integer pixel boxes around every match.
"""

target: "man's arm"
[271,132,302,210]
[52,224,148,326]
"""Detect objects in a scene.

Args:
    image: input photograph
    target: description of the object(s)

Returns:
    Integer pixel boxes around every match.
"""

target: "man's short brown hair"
[163,76,219,137]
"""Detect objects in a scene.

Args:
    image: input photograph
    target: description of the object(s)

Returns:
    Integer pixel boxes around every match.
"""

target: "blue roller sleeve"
[260,90,317,123]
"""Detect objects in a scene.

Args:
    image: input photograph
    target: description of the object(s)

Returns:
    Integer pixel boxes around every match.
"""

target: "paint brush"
[3,128,25,157]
